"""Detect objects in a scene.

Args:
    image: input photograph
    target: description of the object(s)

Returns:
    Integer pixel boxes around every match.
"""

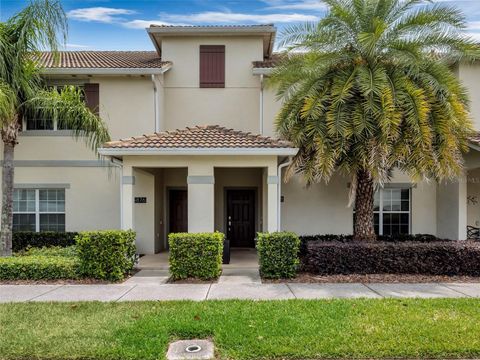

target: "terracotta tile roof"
[36,51,169,69]
[470,133,480,146]
[253,53,283,68]
[104,125,294,149]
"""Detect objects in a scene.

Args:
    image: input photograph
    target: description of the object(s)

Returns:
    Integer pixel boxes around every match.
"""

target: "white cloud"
[466,32,480,42]
[160,11,318,24]
[67,7,135,23]
[263,0,326,11]
[123,19,181,29]
[63,43,91,49]
[468,21,480,31]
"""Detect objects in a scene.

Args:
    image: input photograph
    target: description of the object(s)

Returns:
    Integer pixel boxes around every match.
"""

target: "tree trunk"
[1,120,19,257]
[353,169,376,241]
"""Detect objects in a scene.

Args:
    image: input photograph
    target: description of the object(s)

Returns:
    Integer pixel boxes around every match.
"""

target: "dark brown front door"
[226,189,256,248]
[169,189,188,233]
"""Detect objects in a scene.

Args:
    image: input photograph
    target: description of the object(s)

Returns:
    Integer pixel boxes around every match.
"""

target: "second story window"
[199,45,225,88]
[24,83,99,131]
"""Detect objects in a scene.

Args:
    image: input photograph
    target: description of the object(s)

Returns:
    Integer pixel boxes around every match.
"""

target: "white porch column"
[436,175,467,240]
[187,165,214,232]
[267,165,278,232]
[121,165,135,230]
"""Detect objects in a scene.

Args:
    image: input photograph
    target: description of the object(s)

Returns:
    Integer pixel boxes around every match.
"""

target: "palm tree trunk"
[1,120,18,257]
[353,169,376,241]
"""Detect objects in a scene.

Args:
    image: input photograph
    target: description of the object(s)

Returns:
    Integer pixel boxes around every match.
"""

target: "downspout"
[151,74,160,132]
[277,156,292,231]
[259,74,264,134]
[110,158,123,229]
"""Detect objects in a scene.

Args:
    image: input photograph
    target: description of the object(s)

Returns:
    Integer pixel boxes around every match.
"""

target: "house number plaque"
[135,197,147,204]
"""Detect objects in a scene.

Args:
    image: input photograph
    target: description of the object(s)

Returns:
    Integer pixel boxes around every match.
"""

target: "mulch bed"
[265,272,480,283]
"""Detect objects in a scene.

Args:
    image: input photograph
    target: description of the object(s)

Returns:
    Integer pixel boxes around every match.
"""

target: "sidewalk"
[1,281,480,302]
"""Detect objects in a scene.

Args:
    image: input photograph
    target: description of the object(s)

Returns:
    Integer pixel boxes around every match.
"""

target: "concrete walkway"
[1,282,480,303]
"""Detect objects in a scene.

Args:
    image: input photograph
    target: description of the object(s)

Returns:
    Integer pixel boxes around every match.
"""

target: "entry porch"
[122,159,282,255]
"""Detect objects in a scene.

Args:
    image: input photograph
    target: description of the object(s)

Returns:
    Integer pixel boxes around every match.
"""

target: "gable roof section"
[37,51,171,75]
[147,24,276,60]
[99,125,297,156]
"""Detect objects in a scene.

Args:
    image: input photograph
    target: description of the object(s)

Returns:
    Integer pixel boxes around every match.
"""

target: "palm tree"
[0,0,110,256]
[270,0,478,241]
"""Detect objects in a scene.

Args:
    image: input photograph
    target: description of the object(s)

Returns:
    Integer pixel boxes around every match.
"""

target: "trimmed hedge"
[13,231,77,252]
[303,240,480,276]
[76,230,136,281]
[257,232,300,279]
[299,234,441,257]
[0,247,80,280]
[169,232,224,280]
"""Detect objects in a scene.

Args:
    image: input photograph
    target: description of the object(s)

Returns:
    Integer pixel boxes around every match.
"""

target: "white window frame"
[374,187,411,236]
[13,189,66,232]
[23,84,84,132]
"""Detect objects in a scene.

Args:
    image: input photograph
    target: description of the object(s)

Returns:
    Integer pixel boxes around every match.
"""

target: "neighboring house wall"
[458,62,480,130]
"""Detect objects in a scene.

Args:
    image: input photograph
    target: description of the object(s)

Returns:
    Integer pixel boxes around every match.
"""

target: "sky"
[1,0,480,51]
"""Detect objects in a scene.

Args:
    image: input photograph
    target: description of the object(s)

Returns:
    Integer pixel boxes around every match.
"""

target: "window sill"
[20,130,76,137]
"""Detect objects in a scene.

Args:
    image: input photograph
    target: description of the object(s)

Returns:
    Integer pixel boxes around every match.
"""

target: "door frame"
[224,187,258,247]
[165,186,187,249]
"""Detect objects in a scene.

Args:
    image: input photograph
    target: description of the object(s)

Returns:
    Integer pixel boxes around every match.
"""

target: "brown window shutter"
[84,83,99,115]
[199,45,225,88]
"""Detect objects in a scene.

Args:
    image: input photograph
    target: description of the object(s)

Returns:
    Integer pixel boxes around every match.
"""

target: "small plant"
[169,232,224,280]
[76,230,136,281]
[256,232,300,279]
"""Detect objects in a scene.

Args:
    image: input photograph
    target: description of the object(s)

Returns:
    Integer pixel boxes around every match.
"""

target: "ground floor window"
[374,188,410,236]
[13,189,65,232]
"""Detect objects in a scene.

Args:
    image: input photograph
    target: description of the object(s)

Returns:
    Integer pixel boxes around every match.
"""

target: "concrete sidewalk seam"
[285,283,297,299]
[115,285,138,302]
[362,283,385,298]
[205,284,213,300]
[28,285,65,302]
[440,284,473,298]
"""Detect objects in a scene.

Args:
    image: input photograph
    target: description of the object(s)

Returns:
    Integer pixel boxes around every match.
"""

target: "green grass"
[1,299,480,359]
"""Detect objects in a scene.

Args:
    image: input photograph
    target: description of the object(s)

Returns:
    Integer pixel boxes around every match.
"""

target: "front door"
[169,189,188,233]
[226,189,256,248]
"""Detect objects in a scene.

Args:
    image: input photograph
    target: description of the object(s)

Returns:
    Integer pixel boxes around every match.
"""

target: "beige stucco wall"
[162,36,263,133]
[467,168,480,227]
[7,166,120,231]
[133,168,156,254]
[262,87,282,138]
[281,170,437,236]
[93,76,155,139]
[458,62,480,131]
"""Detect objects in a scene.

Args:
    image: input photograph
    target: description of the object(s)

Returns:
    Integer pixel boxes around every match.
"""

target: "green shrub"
[75,230,136,281]
[256,232,300,279]
[0,254,80,280]
[169,232,224,280]
[19,246,77,258]
[12,232,77,252]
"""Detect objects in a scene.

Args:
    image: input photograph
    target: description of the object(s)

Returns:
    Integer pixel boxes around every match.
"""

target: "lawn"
[1,299,480,359]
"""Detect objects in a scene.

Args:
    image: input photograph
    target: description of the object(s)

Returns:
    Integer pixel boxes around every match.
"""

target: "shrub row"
[1,231,137,281]
[0,248,80,280]
[299,234,441,257]
[12,231,77,252]
[76,230,137,281]
[169,232,224,280]
[303,240,480,276]
[257,232,300,279]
